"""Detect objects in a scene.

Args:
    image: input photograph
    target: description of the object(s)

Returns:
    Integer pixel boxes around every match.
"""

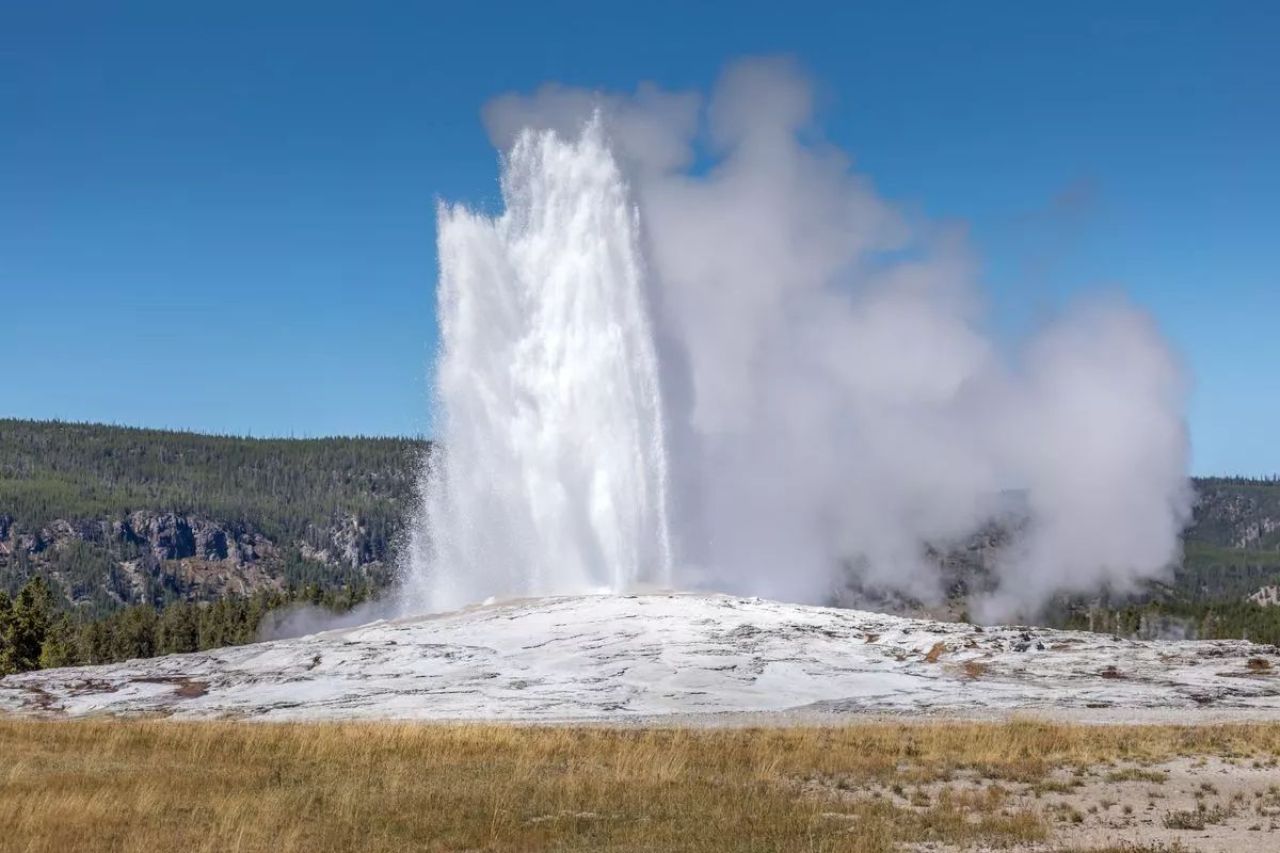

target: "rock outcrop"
[0,510,388,609]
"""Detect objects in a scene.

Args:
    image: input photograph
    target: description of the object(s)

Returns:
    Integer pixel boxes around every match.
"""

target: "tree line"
[0,575,375,675]
[1060,599,1280,646]
[0,418,425,547]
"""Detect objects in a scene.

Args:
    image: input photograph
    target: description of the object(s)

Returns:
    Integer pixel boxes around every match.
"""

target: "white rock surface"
[2,593,1279,722]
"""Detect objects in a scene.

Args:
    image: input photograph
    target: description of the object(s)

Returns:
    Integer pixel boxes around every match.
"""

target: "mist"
[415,56,1192,622]
[258,599,404,642]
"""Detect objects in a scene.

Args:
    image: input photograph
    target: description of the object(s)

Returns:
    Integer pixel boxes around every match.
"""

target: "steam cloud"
[422,57,1191,622]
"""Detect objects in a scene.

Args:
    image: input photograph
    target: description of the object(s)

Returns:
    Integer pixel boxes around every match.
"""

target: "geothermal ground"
[3,593,1279,722]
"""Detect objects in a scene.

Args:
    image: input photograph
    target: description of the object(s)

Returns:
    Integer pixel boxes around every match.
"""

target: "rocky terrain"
[0,509,392,610]
[1249,585,1280,607]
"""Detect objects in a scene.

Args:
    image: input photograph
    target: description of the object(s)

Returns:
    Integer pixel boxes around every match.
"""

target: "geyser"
[402,120,674,613]
[405,57,1192,620]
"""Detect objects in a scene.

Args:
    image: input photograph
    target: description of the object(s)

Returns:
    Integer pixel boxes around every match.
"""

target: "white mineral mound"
[2,594,1278,723]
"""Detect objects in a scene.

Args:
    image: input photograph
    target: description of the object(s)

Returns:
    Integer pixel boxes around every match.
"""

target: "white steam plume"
[414,56,1191,621]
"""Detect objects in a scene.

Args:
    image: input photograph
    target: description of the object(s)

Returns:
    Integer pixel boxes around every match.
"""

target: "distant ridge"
[0,418,1278,625]
[0,419,425,615]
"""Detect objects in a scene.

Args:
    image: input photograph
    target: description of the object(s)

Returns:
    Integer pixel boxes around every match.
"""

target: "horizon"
[3,3,1277,476]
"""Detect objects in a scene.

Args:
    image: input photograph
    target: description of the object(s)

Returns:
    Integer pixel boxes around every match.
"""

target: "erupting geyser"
[404,58,1192,620]
[402,121,673,613]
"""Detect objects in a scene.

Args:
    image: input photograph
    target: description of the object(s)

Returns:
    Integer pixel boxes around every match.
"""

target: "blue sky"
[2,1,1276,474]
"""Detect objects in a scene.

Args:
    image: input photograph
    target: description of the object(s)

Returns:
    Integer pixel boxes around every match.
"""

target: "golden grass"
[1,718,1278,852]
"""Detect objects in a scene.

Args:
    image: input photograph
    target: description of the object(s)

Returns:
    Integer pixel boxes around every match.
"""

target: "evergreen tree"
[157,602,200,654]
[78,620,112,665]
[0,591,15,676]
[112,606,159,660]
[39,614,80,669]
[9,577,53,672]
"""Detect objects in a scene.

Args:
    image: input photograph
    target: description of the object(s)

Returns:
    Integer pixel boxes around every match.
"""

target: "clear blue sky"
[2,1,1276,474]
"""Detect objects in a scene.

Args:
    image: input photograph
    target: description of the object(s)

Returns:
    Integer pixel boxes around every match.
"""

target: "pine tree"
[78,620,112,665]
[39,614,80,669]
[112,606,158,661]
[0,591,16,676]
[10,577,53,672]
[157,602,200,654]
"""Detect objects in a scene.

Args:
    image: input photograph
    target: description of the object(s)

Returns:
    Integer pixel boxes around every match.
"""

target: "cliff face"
[0,509,391,612]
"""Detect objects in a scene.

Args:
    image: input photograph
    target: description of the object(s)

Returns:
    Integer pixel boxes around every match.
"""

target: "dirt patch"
[822,754,1280,853]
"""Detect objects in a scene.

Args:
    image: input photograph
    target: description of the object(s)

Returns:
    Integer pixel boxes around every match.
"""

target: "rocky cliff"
[0,509,393,613]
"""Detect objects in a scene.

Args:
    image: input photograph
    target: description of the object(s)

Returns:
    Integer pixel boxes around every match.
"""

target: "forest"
[0,575,377,674]
[0,417,422,543]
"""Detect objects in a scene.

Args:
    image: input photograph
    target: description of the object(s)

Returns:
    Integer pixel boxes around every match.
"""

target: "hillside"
[1,418,1278,625]
[1186,477,1280,550]
[0,419,425,615]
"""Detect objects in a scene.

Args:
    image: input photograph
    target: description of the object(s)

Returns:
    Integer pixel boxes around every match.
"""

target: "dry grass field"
[2,718,1279,852]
